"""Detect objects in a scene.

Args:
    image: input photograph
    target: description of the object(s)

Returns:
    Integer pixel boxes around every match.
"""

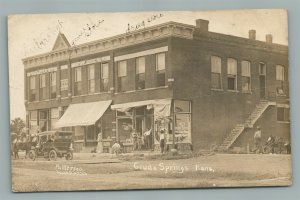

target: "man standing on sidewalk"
[159,129,166,154]
[254,126,262,154]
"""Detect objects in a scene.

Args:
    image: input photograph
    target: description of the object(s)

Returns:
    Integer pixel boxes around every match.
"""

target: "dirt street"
[11,154,292,192]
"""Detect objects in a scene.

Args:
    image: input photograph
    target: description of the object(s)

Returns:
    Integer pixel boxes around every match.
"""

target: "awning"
[55,100,112,128]
[111,99,172,117]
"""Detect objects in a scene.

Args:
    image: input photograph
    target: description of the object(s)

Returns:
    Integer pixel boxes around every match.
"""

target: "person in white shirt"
[97,131,103,153]
[143,129,151,149]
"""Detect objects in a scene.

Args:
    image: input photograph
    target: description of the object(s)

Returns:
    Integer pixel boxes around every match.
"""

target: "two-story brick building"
[23,19,290,153]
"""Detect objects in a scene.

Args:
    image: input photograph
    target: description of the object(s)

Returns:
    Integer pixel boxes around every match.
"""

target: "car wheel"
[49,150,57,161]
[28,150,36,161]
[66,152,73,160]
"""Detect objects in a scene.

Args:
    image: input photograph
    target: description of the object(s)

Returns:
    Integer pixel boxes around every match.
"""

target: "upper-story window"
[259,63,266,75]
[39,74,47,100]
[74,67,82,96]
[101,63,109,92]
[211,56,222,89]
[50,72,56,99]
[117,61,127,92]
[156,53,166,87]
[276,65,285,95]
[241,61,251,92]
[60,66,69,95]
[88,65,95,94]
[136,57,145,90]
[29,76,36,101]
[227,58,237,91]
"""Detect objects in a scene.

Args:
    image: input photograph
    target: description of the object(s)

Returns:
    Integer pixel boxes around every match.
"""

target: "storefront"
[55,100,113,151]
[111,99,192,153]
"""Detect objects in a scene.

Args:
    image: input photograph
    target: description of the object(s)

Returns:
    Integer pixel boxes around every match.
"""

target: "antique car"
[28,131,74,161]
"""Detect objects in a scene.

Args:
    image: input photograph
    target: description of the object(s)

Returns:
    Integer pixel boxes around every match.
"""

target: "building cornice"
[22,20,288,70]
[22,21,195,70]
[194,32,288,55]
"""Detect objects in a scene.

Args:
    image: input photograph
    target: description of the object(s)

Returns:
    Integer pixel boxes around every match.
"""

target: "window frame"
[276,65,285,81]
[50,72,57,99]
[211,56,222,90]
[227,58,238,91]
[88,64,95,94]
[101,63,109,92]
[156,53,166,87]
[241,60,251,92]
[74,67,82,96]
[117,61,127,92]
[135,56,146,90]
[29,76,36,101]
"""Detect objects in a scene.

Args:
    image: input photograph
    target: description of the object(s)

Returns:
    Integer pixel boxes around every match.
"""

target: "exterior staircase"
[217,100,274,152]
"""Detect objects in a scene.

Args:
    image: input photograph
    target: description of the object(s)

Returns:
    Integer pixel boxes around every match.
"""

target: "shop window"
[156,53,166,87]
[174,100,191,113]
[136,57,145,90]
[86,125,96,141]
[29,76,36,101]
[29,110,38,130]
[50,72,56,99]
[241,61,251,92]
[117,109,133,117]
[88,65,95,94]
[276,65,285,95]
[117,118,133,142]
[39,110,49,132]
[211,56,222,89]
[39,74,47,100]
[227,58,237,91]
[117,61,127,92]
[101,63,109,92]
[174,100,192,144]
[74,67,82,96]
[277,107,290,122]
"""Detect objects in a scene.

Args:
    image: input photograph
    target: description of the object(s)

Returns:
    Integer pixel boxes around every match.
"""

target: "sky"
[7,9,288,120]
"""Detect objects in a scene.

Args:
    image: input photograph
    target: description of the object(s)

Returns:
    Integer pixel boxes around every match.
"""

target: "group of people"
[131,128,152,150]
[253,125,291,154]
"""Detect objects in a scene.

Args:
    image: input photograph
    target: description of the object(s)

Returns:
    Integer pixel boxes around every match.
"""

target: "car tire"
[49,150,57,161]
[28,150,36,161]
[66,152,73,160]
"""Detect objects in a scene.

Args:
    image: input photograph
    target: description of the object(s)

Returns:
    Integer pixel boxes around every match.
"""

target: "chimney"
[266,34,273,43]
[196,19,209,32]
[249,30,256,40]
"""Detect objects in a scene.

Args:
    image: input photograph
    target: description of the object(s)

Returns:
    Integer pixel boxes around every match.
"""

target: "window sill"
[211,88,223,92]
[241,90,252,94]
[227,89,239,93]
[72,92,111,98]
[277,121,290,124]
[115,86,168,95]
[276,93,287,97]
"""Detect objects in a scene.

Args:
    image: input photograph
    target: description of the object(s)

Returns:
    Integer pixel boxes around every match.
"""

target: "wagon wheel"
[28,150,36,161]
[49,150,57,161]
[66,152,73,160]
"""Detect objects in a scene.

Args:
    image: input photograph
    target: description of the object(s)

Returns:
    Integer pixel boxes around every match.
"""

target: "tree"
[10,117,26,136]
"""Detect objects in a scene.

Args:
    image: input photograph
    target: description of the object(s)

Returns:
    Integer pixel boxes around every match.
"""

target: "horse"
[11,135,38,159]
